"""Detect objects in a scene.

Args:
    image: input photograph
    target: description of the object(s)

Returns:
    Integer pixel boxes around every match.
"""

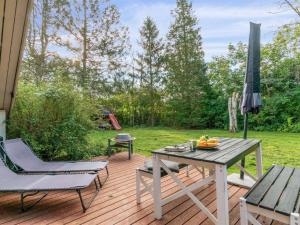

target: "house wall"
[0,0,32,139]
[0,110,5,140]
[0,0,33,116]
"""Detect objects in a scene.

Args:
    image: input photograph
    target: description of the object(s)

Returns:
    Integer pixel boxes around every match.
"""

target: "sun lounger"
[1,139,108,185]
[0,159,100,212]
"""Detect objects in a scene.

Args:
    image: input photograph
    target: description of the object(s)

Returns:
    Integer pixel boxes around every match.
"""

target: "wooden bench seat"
[240,165,300,225]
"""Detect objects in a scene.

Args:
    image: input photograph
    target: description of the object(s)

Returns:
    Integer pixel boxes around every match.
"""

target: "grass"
[88,127,300,174]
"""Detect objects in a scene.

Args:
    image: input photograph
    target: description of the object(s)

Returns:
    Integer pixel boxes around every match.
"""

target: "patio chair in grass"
[0,159,100,212]
[1,139,109,186]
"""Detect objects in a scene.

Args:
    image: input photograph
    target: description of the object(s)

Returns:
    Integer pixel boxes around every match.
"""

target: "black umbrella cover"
[241,22,262,115]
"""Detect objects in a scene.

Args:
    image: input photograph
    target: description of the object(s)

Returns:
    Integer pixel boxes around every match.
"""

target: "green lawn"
[88,127,300,174]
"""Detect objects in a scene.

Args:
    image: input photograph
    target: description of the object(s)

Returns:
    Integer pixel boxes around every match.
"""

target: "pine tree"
[135,17,164,126]
[165,0,208,127]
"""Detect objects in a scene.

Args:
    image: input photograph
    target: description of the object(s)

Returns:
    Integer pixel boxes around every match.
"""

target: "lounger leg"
[136,169,141,204]
[97,175,103,188]
[77,178,100,213]
[98,167,109,188]
[240,197,248,225]
[106,166,109,177]
[291,213,299,225]
[20,192,48,212]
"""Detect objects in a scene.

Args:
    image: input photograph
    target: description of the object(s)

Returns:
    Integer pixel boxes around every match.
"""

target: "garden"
[1,0,300,224]
[7,0,300,169]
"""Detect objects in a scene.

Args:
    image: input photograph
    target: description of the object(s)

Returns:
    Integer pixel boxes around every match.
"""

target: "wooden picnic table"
[151,137,263,225]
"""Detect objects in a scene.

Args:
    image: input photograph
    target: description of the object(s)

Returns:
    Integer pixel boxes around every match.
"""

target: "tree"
[283,0,300,17]
[208,42,247,132]
[165,0,208,127]
[22,0,59,85]
[54,0,129,92]
[135,17,164,126]
[261,24,300,97]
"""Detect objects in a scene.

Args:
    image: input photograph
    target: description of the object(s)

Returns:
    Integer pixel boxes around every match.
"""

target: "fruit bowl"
[196,136,220,150]
[197,143,219,150]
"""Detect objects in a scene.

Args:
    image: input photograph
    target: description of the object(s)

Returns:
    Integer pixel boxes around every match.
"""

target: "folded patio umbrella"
[240,22,262,178]
[241,22,262,116]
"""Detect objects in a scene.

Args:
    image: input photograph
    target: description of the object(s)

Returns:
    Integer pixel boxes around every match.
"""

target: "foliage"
[12,0,300,160]
[135,17,165,126]
[208,42,247,97]
[207,24,300,132]
[22,0,59,85]
[7,81,102,160]
[164,0,209,128]
[261,24,300,97]
[53,0,130,91]
[250,87,300,132]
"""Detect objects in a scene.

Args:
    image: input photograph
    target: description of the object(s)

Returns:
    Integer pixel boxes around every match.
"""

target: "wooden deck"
[0,152,282,225]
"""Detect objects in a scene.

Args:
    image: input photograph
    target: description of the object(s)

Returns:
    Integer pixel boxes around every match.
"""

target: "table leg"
[108,139,111,157]
[128,142,131,160]
[136,169,141,204]
[256,143,263,178]
[209,168,214,176]
[153,155,162,219]
[215,164,229,225]
[239,198,248,225]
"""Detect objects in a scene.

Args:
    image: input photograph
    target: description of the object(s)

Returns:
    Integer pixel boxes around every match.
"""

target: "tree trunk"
[39,0,49,84]
[82,0,88,88]
[228,92,239,133]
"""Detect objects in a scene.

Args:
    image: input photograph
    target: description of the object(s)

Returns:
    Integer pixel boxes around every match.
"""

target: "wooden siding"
[0,0,32,115]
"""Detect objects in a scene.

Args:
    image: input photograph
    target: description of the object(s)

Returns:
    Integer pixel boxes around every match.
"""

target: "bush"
[7,82,100,160]
[249,87,300,132]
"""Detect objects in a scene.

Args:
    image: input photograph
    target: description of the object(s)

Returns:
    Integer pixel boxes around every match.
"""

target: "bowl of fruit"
[197,135,220,150]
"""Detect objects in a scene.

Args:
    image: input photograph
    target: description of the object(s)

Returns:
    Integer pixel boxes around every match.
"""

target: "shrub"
[249,87,300,132]
[7,82,100,160]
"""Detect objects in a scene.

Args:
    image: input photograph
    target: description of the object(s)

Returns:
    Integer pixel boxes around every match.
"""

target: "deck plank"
[246,165,283,205]
[275,168,300,215]
[0,152,286,225]
[260,166,294,210]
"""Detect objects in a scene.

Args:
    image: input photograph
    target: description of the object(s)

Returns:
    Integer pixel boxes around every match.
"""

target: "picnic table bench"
[240,165,300,225]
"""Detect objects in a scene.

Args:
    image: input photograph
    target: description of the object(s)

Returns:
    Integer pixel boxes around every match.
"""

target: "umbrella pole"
[240,113,248,179]
[243,113,248,139]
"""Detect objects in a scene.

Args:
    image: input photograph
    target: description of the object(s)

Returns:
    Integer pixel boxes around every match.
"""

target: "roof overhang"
[0,0,33,116]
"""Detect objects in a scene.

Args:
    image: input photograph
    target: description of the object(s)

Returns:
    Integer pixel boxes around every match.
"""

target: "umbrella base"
[227,173,256,188]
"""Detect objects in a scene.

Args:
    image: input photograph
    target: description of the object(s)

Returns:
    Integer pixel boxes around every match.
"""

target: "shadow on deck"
[0,152,281,225]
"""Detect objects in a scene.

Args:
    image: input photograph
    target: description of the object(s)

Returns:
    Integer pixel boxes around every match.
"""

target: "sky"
[110,0,298,61]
